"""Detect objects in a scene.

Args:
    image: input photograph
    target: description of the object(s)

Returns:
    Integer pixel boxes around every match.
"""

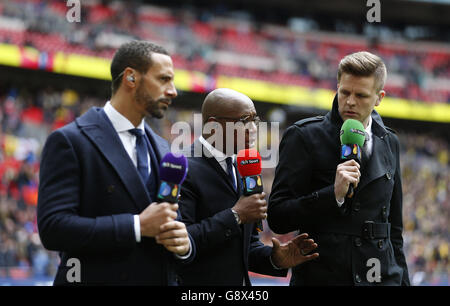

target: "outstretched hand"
[270,233,319,269]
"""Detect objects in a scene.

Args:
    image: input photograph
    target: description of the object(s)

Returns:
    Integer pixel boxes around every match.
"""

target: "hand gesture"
[270,233,319,269]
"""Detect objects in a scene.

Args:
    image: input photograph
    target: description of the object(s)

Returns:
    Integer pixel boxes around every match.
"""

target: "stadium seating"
[0,0,449,103]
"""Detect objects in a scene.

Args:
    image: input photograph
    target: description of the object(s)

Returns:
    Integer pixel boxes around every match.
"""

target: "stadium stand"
[0,0,449,103]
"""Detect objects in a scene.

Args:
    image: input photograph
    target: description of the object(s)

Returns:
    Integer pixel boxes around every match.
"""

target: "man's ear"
[376,90,385,106]
[124,68,137,88]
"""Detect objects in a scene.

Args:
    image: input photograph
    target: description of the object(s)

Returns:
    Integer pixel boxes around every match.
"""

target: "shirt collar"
[198,136,235,163]
[103,101,145,133]
[365,115,373,140]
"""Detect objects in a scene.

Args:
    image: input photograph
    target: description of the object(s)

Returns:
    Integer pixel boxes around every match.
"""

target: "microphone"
[236,149,264,232]
[340,119,365,198]
[156,152,188,203]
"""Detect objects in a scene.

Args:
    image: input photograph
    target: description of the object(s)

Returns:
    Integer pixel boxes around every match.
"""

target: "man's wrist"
[175,240,192,259]
[269,253,283,270]
[231,208,241,225]
[134,214,141,242]
[336,197,345,207]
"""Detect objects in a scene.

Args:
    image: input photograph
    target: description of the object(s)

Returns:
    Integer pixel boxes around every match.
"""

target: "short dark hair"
[110,40,169,95]
[337,51,387,92]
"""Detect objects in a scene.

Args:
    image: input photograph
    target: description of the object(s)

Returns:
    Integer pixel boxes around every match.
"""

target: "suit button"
[353,202,361,212]
[354,237,362,247]
[225,229,232,238]
[386,172,392,180]
[107,185,115,193]
[355,274,361,283]
[382,206,387,221]
[378,240,384,249]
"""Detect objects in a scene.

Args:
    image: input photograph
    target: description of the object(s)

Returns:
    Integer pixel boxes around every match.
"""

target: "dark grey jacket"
[178,140,287,286]
[268,95,410,286]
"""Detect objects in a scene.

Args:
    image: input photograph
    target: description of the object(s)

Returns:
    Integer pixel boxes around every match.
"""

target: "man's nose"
[166,82,177,98]
[346,95,356,106]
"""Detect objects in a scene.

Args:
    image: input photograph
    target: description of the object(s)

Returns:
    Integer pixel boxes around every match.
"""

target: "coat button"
[225,229,232,237]
[382,206,387,221]
[107,185,115,193]
[355,274,361,283]
[386,172,392,180]
[378,240,384,249]
[354,237,362,247]
[353,202,361,212]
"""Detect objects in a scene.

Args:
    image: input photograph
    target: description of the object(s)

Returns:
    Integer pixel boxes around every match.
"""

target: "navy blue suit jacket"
[177,140,287,286]
[37,107,195,285]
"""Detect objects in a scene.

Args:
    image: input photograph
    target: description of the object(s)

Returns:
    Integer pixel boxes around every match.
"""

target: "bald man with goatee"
[177,88,319,286]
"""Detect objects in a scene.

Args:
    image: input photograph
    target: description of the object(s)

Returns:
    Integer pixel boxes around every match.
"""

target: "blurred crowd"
[399,134,449,285]
[0,0,449,103]
[0,85,448,285]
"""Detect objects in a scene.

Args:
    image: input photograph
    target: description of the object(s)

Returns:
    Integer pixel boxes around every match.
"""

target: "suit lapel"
[194,139,239,196]
[358,134,392,191]
[76,108,151,211]
[234,162,243,196]
[144,125,170,185]
[205,157,238,195]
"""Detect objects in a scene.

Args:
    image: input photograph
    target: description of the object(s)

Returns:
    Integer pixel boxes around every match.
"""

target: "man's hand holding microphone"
[139,152,190,256]
[335,119,365,203]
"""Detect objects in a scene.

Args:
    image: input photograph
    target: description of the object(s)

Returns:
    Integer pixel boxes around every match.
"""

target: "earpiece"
[127,75,135,82]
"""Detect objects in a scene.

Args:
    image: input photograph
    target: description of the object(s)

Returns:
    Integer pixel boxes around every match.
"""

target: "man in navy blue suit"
[37,41,195,285]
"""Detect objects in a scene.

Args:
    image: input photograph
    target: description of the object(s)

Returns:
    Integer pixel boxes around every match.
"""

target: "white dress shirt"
[103,101,147,243]
[364,115,373,156]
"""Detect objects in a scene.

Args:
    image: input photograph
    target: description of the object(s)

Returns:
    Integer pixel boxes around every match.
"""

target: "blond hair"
[337,51,387,92]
